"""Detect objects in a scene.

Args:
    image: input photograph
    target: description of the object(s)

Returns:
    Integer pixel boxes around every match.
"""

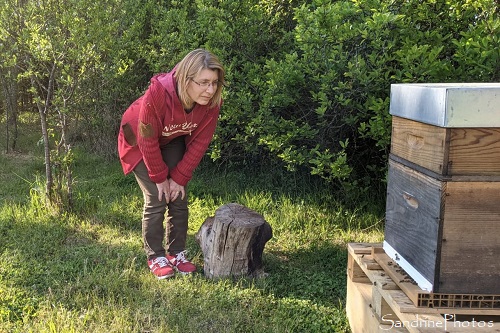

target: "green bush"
[209,0,499,193]
[2,0,498,199]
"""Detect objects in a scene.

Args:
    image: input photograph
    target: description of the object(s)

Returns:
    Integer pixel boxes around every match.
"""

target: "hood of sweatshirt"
[156,69,180,122]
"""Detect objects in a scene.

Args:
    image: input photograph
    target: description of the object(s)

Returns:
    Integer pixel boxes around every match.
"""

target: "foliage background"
[1,0,498,197]
[0,0,498,331]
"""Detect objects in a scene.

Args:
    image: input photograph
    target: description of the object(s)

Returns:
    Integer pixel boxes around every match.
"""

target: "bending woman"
[118,49,225,279]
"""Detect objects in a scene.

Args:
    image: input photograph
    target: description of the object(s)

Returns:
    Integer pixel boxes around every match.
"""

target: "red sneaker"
[148,256,175,279]
[167,251,196,274]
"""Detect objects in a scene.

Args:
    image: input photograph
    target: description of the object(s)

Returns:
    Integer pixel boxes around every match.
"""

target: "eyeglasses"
[190,78,223,89]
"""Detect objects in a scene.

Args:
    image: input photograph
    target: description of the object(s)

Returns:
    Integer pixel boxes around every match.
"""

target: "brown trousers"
[133,136,188,259]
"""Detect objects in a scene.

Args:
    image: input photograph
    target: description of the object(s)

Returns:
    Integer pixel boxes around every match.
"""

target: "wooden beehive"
[384,83,500,294]
[385,158,500,294]
[391,116,500,178]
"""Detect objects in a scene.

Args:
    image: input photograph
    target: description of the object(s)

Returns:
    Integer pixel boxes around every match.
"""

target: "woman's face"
[187,69,219,107]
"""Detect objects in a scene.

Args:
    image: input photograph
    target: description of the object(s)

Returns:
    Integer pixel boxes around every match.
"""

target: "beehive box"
[384,83,500,294]
[385,158,500,294]
[390,116,500,178]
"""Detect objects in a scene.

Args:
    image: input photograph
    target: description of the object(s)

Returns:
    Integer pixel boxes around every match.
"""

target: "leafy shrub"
[2,0,498,199]
[210,0,499,194]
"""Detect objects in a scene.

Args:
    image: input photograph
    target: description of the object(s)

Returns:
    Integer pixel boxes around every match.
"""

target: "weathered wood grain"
[385,159,445,285]
[391,116,500,176]
[439,181,500,294]
[385,159,500,294]
[195,203,272,279]
[391,116,449,175]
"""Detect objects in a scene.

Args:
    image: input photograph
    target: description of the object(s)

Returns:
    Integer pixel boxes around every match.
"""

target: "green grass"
[0,124,384,332]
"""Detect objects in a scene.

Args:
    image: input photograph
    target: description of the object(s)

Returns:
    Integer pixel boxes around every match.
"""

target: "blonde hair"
[174,49,225,109]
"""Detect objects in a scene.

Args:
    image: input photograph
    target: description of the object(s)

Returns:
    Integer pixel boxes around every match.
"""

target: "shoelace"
[175,251,189,263]
[152,257,170,267]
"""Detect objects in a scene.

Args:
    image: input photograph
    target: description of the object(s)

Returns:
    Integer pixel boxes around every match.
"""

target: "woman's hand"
[156,179,171,203]
[169,178,185,201]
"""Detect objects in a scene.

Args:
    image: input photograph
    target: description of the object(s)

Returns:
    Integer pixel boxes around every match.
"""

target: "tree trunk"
[196,203,273,279]
[1,66,18,153]
[30,61,57,201]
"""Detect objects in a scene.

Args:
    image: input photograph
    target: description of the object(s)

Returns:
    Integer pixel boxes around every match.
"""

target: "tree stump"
[195,203,273,279]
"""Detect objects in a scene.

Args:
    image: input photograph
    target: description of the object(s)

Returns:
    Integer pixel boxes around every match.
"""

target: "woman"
[118,49,225,279]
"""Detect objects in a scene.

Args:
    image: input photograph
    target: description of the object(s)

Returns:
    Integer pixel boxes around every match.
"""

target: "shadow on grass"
[183,232,348,309]
[262,242,348,306]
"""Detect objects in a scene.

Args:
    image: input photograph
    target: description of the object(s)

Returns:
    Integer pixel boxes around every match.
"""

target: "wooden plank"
[384,160,500,294]
[391,116,500,176]
[361,256,382,270]
[349,242,383,254]
[390,153,451,181]
[384,159,444,287]
[347,244,383,273]
[348,279,500,333]
[448,127,500,176]
[347,243,500,333]
[373,273,400,290]
[347,278,407,333]
[347,249,370,283]
[390,153,500,182]
[370,244,500,316]
[372,248,425,307]
[439,181,500,294]
[391,116,449,175]
[372,287,400,322]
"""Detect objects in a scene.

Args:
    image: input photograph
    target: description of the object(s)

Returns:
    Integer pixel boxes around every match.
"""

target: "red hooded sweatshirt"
[117,68,220,186]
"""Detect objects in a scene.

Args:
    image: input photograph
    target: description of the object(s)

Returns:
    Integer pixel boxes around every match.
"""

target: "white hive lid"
[389,83,500,127]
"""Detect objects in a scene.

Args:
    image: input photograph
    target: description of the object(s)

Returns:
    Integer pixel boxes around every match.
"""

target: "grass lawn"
[0,122,384,332]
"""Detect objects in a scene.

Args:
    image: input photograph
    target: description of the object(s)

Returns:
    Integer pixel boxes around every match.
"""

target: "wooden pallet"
[346,243,500,333]
[372,245,500,310]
